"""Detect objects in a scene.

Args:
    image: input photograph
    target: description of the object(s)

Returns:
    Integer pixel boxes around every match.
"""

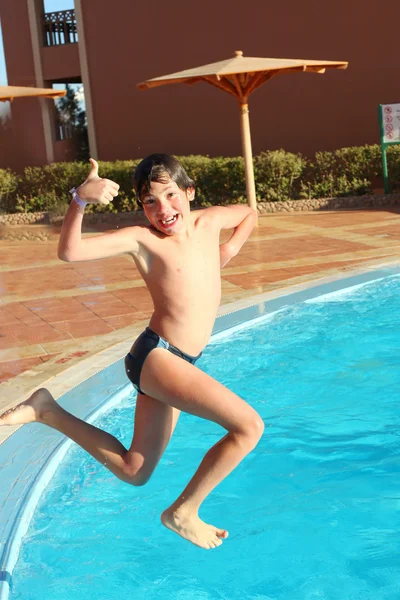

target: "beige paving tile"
[0,344,46,361]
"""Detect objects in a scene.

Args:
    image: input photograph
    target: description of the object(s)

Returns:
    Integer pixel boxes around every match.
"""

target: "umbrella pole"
[239,102,257,216]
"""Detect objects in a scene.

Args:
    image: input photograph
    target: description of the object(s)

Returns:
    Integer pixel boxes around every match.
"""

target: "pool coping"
[1,261,400,599]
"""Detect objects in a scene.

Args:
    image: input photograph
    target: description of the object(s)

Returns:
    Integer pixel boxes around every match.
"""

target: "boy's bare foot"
[0,388,56,426]
[161,507,228,549]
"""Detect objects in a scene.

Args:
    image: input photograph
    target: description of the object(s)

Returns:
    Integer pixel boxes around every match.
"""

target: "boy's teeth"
[162,215,177,224]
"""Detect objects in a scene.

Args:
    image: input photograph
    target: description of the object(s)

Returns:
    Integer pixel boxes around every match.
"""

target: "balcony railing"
[43,9,78,46]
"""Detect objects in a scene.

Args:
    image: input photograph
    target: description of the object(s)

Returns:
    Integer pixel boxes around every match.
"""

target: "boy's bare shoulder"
[193,204,256,230]
[192,206,226,224]
[115,222,163,248]
[124,222,152,237]
[104,223,148,244]
[191,207,220,232]
[116,222,159,239]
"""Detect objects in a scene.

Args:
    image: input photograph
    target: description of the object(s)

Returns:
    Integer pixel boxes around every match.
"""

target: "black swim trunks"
[124,327,202,394]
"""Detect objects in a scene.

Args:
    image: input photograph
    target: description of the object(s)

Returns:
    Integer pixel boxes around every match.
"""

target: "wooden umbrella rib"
[185,77,202,86]
[304,66,326,73]
[243,71,278,97]
[274,66,308,76]
[138,77,193,90]
[137,80,164,90]
[231,74,245,102]
[243,71,268,96]
[242,64,336,97]
[203,75,239,99]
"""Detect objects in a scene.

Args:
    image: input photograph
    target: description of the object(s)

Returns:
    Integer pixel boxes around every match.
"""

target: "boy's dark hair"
[133,154,195,205]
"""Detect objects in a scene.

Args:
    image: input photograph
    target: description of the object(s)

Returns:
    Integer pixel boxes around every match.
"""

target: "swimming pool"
[2,269,400,599]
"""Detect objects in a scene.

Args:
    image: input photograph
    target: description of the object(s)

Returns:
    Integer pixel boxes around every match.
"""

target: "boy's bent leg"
[126,392,180,485]
[0,388,180,486]
[140,349,264,549]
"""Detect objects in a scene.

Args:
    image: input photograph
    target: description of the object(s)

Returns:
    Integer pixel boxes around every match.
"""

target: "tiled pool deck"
[1,208,399,419]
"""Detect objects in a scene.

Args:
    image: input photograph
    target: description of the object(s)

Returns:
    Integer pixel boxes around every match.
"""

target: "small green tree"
[56,84,89,161]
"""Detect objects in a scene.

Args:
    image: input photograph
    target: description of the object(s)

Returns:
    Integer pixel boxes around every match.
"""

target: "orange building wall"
[41,43,81,82]
[82,0,399,161]
[1,0,49,168]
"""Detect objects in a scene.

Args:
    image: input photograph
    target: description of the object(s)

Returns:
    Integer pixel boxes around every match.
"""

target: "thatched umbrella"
[138,51,348,211]
[0,85,66,102]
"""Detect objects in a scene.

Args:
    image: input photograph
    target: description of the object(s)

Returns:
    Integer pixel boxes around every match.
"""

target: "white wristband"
[69,187,87,208]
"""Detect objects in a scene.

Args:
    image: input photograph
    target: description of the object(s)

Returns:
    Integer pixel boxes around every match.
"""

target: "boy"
[0,154,264,550]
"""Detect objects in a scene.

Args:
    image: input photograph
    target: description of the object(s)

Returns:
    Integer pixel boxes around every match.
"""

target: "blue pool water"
[11,275,400,600]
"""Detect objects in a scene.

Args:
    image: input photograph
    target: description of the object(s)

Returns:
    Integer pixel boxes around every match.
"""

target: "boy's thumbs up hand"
[86,157,99,181]
[76,158,120,205]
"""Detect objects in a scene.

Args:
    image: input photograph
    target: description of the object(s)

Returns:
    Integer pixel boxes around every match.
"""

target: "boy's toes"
[213,537,223,547]
[207,537,222,549]
[216,528,229,539]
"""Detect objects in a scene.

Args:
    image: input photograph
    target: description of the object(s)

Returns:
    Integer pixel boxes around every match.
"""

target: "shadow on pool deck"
[0,208,399,413]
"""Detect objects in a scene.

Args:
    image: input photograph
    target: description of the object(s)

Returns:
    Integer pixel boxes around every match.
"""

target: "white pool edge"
[0,384,131,600]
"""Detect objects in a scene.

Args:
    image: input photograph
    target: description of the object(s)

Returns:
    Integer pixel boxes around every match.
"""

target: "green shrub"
[386,145,400,191]
[301,145,382,198]
[178,155,213,205]
[178,155,246,205]
[2,145,400,214]
[0,168,19,213]
[254,150,306,201]
[204,156,246,205]
[16,162,88,212]
[15,191,60,213]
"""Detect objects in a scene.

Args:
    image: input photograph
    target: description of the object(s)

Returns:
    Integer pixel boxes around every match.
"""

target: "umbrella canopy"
[0,85,66,102]
[138,51,348,213]
[138,52,348,94]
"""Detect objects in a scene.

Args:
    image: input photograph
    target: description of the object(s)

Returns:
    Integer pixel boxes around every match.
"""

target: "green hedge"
[1,144,399,214]
[0,168,19,213]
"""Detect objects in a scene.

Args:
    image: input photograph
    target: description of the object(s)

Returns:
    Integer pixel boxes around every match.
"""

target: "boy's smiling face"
[141,177,194,235]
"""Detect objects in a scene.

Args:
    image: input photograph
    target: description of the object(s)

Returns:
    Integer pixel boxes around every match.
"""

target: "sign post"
[378,103,400,193]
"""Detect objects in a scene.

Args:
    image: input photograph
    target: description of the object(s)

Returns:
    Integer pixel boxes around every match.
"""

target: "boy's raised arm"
[208,205,257,268]
[58,159,139,262]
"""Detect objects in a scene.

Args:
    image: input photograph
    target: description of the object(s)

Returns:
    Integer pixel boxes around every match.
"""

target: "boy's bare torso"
[57,166,256,356]
[131,209,222,355]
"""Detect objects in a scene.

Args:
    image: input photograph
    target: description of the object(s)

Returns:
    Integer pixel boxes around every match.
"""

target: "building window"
[43,10,78,46]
